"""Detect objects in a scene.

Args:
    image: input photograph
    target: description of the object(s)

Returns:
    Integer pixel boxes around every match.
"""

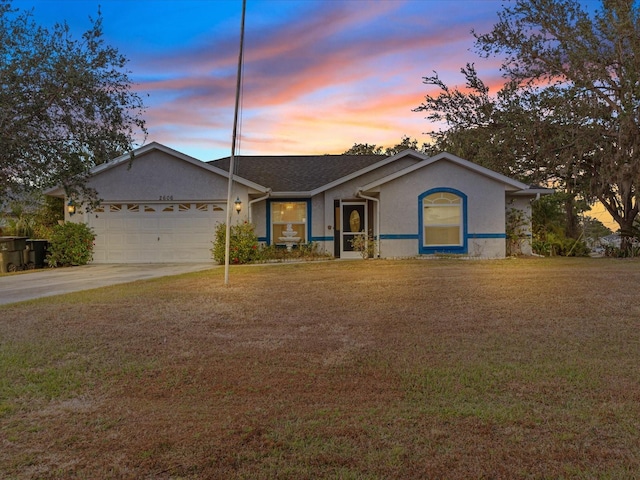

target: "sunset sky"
[18,0,615,228]
[20,0,513,160]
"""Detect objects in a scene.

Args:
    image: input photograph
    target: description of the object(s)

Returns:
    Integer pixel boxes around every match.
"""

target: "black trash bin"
[25,239,50,269]
[0,236,28,273]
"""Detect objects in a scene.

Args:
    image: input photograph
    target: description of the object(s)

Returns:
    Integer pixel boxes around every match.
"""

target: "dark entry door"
[340,202,366,259]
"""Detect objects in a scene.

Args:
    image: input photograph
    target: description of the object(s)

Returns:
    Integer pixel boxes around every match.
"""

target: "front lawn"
[1,258,639,478]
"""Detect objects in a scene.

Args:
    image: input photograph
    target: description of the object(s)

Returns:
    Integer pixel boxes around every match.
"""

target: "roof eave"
[307,149,430,195]
[309,154,422,194]
[43,186,65,198]
[268,191,313,198]
[49,141,269,196]
[94,142,270,192]
[359,151,530,192]
[509,187,555,197]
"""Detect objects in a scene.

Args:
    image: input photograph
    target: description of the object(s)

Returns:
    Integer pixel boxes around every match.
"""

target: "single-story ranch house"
[47,142,551,263]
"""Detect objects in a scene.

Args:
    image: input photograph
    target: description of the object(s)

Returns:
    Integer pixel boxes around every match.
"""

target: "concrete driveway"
[0,263,217,306]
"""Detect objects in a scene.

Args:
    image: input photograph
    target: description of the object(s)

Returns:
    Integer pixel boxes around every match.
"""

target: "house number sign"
[159,195,174,201]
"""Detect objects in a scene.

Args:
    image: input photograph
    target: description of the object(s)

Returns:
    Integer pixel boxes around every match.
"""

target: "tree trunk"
[598,192,639,257]
[564,195,580,239]
[618,217,637,256]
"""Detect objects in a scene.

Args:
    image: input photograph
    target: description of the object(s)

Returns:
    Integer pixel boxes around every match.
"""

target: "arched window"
[419,189,466,253]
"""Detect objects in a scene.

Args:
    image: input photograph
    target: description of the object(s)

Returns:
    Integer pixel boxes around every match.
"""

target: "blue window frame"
[418,188,467,254]
[266,199,311,245]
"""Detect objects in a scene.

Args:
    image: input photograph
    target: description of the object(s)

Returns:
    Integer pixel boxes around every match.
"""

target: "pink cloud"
[127,0,507,158]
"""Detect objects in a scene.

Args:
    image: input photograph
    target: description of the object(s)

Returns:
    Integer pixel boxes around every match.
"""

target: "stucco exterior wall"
[247,157,421,252]
[506,195,534,255]
[376,160,508,258]
[65,150,258,263]
[63,146,535,262]
[310,194,326,245]
[88,150,231,202]
[317,156,421,248]
[249,200,267,241]
[374,237,506,258]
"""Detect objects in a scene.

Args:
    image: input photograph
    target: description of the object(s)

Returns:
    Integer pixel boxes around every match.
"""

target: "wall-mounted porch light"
[234,197,242,214]
[67,200,76,216]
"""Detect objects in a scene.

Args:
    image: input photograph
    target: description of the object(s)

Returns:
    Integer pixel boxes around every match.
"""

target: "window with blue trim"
[271,201,307,243]
[422,191,463,247]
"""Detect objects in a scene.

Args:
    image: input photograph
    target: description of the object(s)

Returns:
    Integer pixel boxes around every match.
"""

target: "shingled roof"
[208,155,386,192]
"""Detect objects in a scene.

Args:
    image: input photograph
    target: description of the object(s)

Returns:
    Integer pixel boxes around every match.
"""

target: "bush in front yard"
[47,222,96,267]
[211,221,259,264]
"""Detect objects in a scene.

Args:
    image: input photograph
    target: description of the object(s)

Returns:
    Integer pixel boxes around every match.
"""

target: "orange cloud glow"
[28,0,511,159]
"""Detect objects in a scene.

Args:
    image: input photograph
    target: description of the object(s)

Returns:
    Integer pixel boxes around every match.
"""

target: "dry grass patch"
[1,258,640,478]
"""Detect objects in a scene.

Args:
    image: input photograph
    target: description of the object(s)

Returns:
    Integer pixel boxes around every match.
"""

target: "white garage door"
[89,202,226,263]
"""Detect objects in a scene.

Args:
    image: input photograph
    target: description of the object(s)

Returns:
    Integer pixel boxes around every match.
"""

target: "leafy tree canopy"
[0,1,146,203]
[582,216,613,240]
[416,0,640,251]
[342,136,429,156]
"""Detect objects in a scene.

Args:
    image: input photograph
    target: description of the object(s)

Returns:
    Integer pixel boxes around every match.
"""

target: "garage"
[89,201,226,263]
[45,143,270,264]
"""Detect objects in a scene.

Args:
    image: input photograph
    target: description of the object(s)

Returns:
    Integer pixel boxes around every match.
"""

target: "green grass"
[1,257,640,478]
[0,341,88,407]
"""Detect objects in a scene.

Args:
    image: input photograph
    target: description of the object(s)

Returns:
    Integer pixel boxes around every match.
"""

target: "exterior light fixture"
[67,200,76,216]
[234,197,242,214]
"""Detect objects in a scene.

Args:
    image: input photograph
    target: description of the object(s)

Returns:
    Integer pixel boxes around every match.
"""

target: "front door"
[340,202,366,259]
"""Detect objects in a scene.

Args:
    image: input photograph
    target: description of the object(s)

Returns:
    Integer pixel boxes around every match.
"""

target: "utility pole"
[224,0,247,285]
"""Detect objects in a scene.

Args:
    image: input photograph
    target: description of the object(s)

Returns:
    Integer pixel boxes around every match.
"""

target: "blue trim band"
[380,234,506,241]
[421,246,467,254]
[468,233,507,239]
[311,236,333,242]
[380,234,419,240]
